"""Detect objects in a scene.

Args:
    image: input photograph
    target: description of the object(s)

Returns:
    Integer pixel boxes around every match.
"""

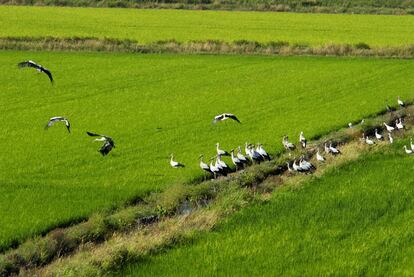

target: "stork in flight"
[18,60,53,84]
[86,131,115,156]
[45,116,70,133]
[213,113,241,124]
[170,154,185,168]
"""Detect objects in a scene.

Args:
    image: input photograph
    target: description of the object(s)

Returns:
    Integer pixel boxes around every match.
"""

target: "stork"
[398,96,405,108]
[216,143,230,156]
[362,133,375,145]
[404,145,413,154]
[213,113,241,124]
[396,118,404,130]
[45,116,70,133]
[286,161,293,172]
[247,144,263,164]
[170,154,185,168]
[230,149,243,171]
[375,129,383,140]
[18,60,53,84]
[316,149,325,162]
[256,144,270,161]
[237,146,249,166]
[86,131,115,156]
[348,123,353,129]
[299,131,307,148]
[383,122,395,132]
[292,160,304,172]
[299,157,315,171]
[199,155,211,175]
[217,154,230,174]
[209,158,220,179]
[282,136,295,151]
[329,143,341,155]
[388,133,394,144]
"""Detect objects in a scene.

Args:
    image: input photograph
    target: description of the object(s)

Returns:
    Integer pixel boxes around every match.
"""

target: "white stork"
[230,149,243,171]
[363,133,375,145]
[375,129,383,140]
[329,143,341,155]
[213,113,241,124]
[199,155,211,174]
[256,144,270,161]
[45,116,70,133]
[316,149,325,162]
[299,131,307,148]
[170,154,185,168]
[86,131,115,156]
[216,143,230,156]
[237,146,249,166]
[398,96,405,108]
[18,60,53,84]
[383,122,395,132]
[396,118,404,130]
[404,145,413,154]
[388,133,394,144]
[282,136,295,151]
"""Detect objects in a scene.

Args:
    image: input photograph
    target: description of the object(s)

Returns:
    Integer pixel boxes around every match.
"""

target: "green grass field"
[1,51,414,252]
[1,6,414,46]
[123,139,414,276]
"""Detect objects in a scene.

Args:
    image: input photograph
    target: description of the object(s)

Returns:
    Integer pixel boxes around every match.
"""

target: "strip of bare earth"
[1,37,414,58]
[1,103,413,277]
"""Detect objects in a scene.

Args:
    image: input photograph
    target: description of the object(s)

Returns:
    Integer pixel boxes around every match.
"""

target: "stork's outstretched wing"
[42,68,54,83]
[18,61,40,69]
[226,113,241,123]
[87,131,104,137]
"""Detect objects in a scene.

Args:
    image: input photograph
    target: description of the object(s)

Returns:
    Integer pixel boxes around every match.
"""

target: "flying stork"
[169,154,185,168]
[86,131,115,156]
[18,60,53,84]
[213,113,241,124]
[45,116,70,133]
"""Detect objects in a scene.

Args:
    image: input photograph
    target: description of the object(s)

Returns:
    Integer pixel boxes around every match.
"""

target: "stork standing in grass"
[199,155,211,178]
[237,146,249,166]
[383,122,395,132]
[209,158,220,179]
[230,149,243,171]
[362,133,375,145]
[170,154,185,168]
[375,129,383,141]
[316,149,325,162]
[396,118,404,130]
[388,133,394,144]
[329,143,341,155]
[217,154,230,174]
[45,117,71,133]
[398,96,405,108]
[404,146,413,154]
[282,136,295,151]
[216,143,230,156]
[299,131,307,148]
[256,144,270,161]
[18,60,54,84]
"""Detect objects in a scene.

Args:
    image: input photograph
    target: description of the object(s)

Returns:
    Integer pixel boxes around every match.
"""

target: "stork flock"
[172,96,412,181]
[19,60,115,156]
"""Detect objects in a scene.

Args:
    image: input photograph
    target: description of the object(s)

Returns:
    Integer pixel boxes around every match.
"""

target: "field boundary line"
[1,37,414,58]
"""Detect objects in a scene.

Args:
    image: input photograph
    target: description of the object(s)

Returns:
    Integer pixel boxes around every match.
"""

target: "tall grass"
[123,138,414,276]
[1,51,414,254]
